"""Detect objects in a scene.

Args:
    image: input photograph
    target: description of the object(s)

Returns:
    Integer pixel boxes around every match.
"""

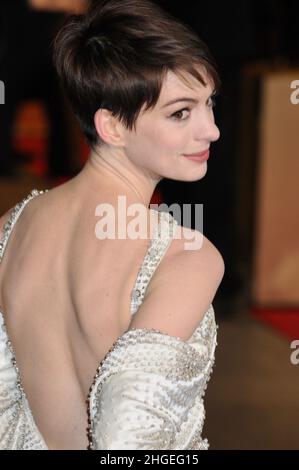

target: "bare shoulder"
[174,225,225,272]
[128,225,225,341]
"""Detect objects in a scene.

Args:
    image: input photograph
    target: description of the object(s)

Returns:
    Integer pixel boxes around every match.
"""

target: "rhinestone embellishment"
[0,189,48,263]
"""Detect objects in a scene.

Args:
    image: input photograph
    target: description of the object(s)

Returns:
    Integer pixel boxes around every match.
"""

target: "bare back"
[0,187,181,449]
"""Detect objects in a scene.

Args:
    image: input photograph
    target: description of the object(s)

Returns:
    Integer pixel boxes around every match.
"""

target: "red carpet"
[251,308,299,341]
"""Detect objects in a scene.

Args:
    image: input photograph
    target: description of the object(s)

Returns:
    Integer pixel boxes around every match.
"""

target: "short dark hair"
[53,0,221,147]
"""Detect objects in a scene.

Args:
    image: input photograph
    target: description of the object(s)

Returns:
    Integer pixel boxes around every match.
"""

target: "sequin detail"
[87,311,217,450]
[130,210,178,315]
[0,189,48,263]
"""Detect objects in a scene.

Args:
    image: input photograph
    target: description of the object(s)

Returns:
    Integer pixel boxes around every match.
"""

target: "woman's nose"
[195,118,220,143]
[211,122,220,142]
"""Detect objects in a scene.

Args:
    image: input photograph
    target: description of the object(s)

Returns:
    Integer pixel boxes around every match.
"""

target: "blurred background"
[0,0,298,449]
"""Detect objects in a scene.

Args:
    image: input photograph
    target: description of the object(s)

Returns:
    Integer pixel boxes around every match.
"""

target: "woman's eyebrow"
[160,97,198,108]
[160,90,216,109]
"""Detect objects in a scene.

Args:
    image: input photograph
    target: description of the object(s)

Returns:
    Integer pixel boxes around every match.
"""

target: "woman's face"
[123,66,220,183]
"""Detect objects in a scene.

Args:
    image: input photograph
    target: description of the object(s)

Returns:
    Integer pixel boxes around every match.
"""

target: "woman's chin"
[180,161,208,182]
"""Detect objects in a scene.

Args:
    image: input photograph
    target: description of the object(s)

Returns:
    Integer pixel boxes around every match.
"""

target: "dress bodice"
[0,189,218,450]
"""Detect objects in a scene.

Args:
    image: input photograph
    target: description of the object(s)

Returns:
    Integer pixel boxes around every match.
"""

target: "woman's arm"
[88,239,223,449]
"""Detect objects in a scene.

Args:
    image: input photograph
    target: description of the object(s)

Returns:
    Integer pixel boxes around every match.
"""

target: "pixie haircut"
[53,0,221,147]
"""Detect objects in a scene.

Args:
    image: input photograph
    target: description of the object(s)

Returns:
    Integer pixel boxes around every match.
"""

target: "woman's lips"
[183,150,210,162]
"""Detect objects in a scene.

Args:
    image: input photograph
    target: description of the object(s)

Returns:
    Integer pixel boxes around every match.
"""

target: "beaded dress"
[0,189,218,450]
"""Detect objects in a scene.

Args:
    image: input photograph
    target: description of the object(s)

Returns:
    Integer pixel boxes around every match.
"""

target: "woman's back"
[0,186,182,449]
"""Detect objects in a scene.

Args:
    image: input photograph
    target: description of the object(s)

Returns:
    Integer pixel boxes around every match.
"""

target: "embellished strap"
[130,210,178,315]
[87,327,215,450]
[0,189,48,263]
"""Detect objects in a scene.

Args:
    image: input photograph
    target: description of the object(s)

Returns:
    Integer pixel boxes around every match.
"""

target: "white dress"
[0,189,218,450]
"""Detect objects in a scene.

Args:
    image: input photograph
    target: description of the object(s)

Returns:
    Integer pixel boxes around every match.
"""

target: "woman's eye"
[170,108,190,121]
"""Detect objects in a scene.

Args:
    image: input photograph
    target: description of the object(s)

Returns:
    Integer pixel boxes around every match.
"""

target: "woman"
[0,0,225,450]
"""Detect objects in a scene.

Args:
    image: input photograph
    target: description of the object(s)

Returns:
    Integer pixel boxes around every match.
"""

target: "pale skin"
[0,66,224,449]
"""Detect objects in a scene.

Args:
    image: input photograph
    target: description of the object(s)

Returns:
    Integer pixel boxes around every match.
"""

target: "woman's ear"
[94,108,125,146]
